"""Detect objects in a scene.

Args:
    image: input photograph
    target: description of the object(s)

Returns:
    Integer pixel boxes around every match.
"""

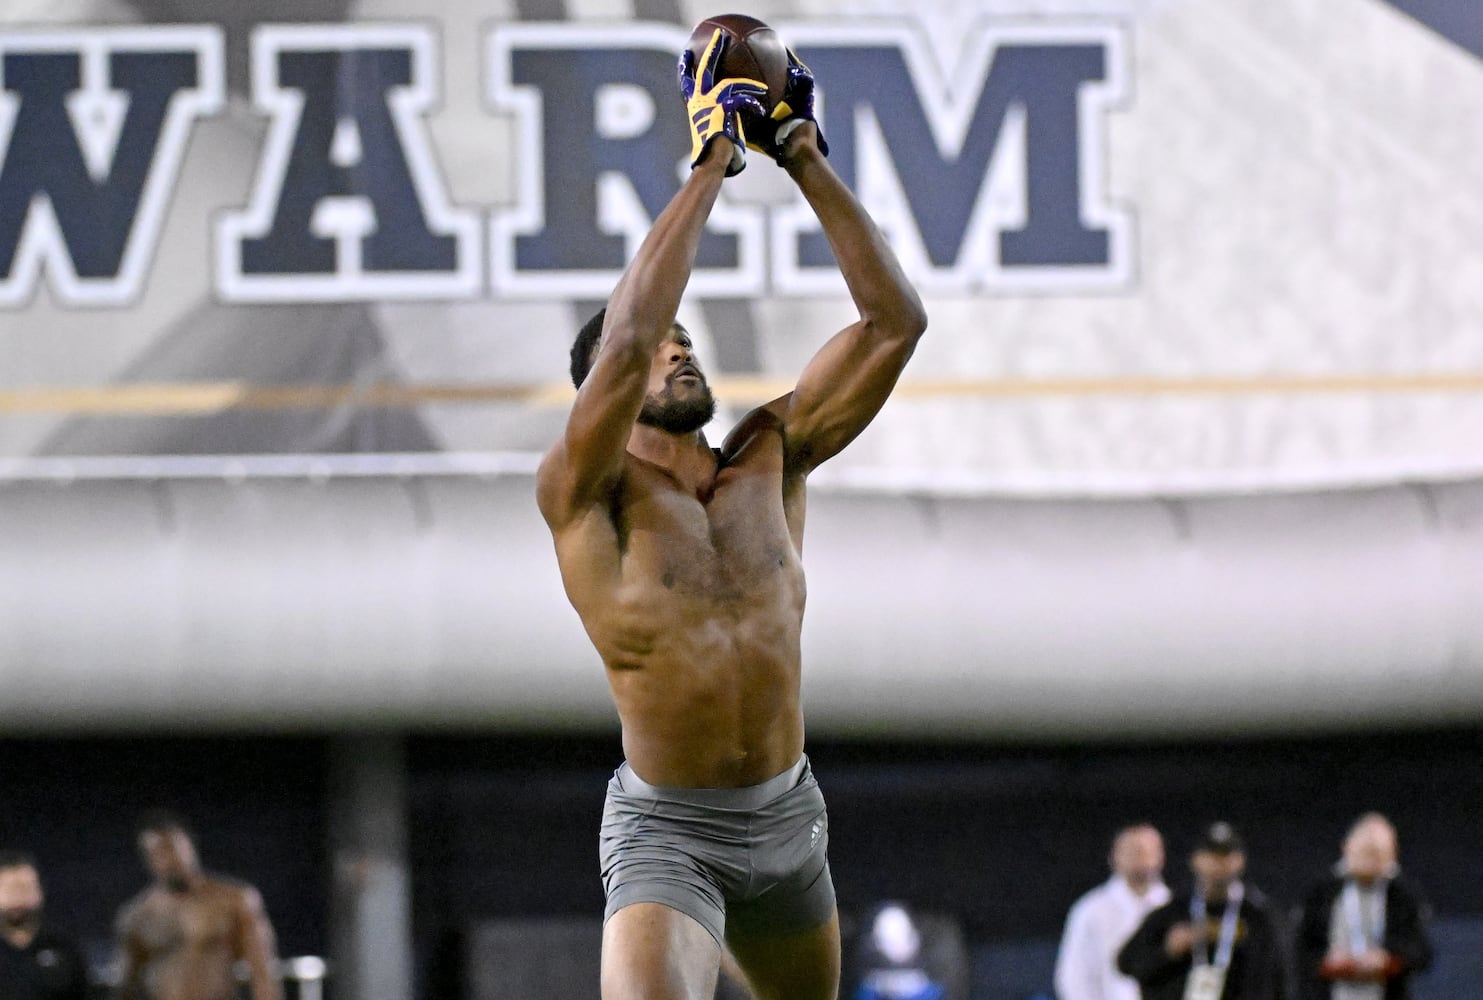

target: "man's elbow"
[880,295,928,345]
[865,305,927,351]
[591,316,654,368]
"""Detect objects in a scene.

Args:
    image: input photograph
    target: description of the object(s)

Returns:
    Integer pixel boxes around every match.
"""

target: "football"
[685,13,790,113]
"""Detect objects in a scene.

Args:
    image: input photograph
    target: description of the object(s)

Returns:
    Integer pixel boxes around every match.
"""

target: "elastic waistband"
[615,755,808,809]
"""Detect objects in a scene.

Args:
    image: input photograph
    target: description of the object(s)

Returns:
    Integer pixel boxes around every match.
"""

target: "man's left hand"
[746,47,830,164]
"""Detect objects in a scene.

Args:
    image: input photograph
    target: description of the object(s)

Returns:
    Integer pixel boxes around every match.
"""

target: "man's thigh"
[602,902,722,1000]
[725,910,841,1000]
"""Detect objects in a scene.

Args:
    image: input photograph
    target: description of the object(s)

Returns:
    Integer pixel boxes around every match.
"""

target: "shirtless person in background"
[536,33,926,1000]
[115,812,280,1000]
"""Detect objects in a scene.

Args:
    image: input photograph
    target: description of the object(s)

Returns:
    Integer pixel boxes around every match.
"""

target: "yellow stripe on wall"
[1,373,1482,416]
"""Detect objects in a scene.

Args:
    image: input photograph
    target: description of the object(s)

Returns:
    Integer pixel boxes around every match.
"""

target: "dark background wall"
[3,725,1481,994]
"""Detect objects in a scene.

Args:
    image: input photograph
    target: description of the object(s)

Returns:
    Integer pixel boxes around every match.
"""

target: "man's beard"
[638,384,716,434]
[2,906,39,931]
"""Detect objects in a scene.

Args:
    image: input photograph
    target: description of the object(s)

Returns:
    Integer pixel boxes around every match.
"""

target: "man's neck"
[1122,876,1159,898]
[629,426,714,490]
[1200,881,1239,906]
[159,871,207,895]
[2,923,38,949]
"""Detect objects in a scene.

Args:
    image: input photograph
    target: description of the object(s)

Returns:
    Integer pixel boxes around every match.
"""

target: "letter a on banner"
[217,25,480,302]
[0,28,223,307]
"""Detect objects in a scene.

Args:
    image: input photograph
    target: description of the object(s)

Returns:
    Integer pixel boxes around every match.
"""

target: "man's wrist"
[782,140,826,177]
[695,136,734,174]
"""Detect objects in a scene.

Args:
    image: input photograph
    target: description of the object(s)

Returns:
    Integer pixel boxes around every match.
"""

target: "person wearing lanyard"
[1117,823,1284,1000]
[1294,814,1433,1000]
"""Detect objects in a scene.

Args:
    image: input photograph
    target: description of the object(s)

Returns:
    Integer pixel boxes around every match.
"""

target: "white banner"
[0,0,1479,495]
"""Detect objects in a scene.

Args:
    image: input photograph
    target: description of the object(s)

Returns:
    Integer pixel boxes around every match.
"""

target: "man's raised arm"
[536,32,766,530]
[536,150,730,530]
[766,64,926,472]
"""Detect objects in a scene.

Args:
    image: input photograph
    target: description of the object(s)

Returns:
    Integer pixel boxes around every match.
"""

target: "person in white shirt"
[1055,824,1171,1000]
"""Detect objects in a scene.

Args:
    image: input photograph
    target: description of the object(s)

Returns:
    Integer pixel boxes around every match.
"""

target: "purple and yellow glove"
[744,47,830,162]
[678,29,768,176]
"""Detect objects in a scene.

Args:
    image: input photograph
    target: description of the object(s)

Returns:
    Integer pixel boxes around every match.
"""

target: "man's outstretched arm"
[536,146,731,530]
[776,122,927,474]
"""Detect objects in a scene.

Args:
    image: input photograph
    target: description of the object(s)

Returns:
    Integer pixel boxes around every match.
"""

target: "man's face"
[1343,821,1397,884]
[139,829,199,891]
[1191,849,1245,896]
[0,865,43,928]
[1112,826,1165,892]
[639,326,715,434]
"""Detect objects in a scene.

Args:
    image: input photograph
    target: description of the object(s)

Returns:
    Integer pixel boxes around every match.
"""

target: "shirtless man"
[114,813,281,1000]
[536,35,926,1000]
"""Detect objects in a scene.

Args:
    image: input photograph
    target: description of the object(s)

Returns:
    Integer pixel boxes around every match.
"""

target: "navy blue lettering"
[797,41,1109,270]
[0,50,196,279]
[239,48,455,275]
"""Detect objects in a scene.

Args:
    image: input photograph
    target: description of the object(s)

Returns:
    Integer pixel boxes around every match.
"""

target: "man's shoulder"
[1299,874,1344,906]
[1144,893,1185,920]
[204,874,260,900]
[1069,878,1116,910]
[115,887,159,931]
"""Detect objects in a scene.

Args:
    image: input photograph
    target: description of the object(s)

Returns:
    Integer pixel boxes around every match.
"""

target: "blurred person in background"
[1118,822,1284,1000]
[0,851,90,1000]
[1055,824,1171,1000]
[1294,813,1432,1000]
[843,901,969,1000]
[114,812,281,1000]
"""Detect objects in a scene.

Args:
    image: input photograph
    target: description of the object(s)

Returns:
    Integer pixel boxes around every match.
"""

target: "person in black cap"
[1117,822,1286,1000]
[0,851,90,1000]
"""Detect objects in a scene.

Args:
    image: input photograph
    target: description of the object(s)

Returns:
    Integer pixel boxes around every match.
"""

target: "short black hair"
[136,809,193,840]
[0,849,36,871]
[571,307,606,388]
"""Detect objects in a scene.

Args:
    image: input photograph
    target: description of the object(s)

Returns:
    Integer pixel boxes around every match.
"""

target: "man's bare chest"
[134,896,234,954]
[619,462,799,597]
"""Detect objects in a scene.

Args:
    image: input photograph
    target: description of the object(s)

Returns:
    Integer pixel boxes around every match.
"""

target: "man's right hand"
[1164,921,1201,957]
[678,29,767,176]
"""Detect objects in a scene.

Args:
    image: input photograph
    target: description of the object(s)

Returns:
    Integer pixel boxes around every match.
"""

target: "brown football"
[685,13,790,113]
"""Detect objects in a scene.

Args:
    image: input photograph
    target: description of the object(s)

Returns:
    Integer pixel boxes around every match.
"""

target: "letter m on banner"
[778,21,1131,295]
[0,28,223,307]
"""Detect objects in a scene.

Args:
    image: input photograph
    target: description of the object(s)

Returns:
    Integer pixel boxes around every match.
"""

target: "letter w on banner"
[0,27,223,308]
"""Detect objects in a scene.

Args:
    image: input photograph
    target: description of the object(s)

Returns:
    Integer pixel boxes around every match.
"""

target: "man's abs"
[143,951,239,1000]
[601,594,807,787]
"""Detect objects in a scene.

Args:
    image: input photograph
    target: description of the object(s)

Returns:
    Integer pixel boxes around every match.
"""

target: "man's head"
[1110,824,1165,894]
[1190,821,1246,900]
[136,811,201,892]
[572,308,716,434]
[867,902,923,965]
[1342,812,1398,885]
[0,851,43,932]
[570,308,607,389]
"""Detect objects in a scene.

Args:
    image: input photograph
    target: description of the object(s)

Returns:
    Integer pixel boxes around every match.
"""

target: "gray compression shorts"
[599,755,836,946]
